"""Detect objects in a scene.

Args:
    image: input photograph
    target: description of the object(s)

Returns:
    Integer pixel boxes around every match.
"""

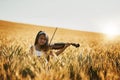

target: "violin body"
[49,42,80,49]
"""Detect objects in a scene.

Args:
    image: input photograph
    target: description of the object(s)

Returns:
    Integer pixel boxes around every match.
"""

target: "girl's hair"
[34,31,49,51]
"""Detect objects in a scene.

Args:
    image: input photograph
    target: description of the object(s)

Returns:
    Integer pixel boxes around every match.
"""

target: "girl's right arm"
[29,45,35,55]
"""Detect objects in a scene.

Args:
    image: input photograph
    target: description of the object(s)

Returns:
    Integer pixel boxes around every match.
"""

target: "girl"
[30,31,70,59]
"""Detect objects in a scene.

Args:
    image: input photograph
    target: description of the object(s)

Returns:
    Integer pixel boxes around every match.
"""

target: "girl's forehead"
[39,34,47,38]
[40,34,45,36]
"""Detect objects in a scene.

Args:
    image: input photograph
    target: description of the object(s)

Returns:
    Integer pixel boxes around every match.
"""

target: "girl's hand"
[64,43,71,49]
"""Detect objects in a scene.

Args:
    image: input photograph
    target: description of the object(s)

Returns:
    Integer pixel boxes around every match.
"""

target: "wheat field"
[0,20,120,80]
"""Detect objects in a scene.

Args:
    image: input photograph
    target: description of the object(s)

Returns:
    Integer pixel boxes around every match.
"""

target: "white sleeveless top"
[35,50,43,57]
[30,45,44,57]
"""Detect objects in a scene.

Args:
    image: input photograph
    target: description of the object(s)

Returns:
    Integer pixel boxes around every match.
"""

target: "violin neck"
[49,42,80,50]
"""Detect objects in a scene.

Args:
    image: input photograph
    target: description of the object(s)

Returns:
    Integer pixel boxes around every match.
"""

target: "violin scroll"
[71,43,80,48]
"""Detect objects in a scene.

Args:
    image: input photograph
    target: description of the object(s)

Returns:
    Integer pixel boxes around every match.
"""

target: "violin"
[49,42,80,49]
[48,28,80,50]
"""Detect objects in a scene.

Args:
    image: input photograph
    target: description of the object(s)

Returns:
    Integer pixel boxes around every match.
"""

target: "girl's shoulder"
[30,45,34,48]
[30,45,35,51]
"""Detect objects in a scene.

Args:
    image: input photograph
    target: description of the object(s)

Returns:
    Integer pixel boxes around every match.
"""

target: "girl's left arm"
[55,43,70,56]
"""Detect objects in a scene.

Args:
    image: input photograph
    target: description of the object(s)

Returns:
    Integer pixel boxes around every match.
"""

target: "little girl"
[30,31,70,60]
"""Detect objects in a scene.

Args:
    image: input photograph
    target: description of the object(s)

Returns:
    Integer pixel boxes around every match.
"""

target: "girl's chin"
[40,44,45,46]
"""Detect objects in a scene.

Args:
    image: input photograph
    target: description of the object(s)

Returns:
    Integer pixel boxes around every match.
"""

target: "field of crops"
[0,20,120,80]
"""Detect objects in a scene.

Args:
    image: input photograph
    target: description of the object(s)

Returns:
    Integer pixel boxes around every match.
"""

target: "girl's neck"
[35,44,42,51]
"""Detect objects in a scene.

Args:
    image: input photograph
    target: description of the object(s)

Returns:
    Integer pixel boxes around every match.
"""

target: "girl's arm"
[55,43,70,56]
[29,45,35,55]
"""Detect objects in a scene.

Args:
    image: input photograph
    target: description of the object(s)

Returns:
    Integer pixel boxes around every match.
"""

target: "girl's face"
[38,34,47,45]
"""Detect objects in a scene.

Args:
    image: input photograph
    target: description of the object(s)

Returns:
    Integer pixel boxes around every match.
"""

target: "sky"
[0,0,120,35]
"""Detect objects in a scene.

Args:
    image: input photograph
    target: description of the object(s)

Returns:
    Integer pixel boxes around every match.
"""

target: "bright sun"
[102,23,119,38]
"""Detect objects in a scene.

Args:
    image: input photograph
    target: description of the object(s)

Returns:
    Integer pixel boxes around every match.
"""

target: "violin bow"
[49,27,58,45]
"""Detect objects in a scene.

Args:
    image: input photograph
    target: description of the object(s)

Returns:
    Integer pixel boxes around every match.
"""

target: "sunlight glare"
[102,23,119,39]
